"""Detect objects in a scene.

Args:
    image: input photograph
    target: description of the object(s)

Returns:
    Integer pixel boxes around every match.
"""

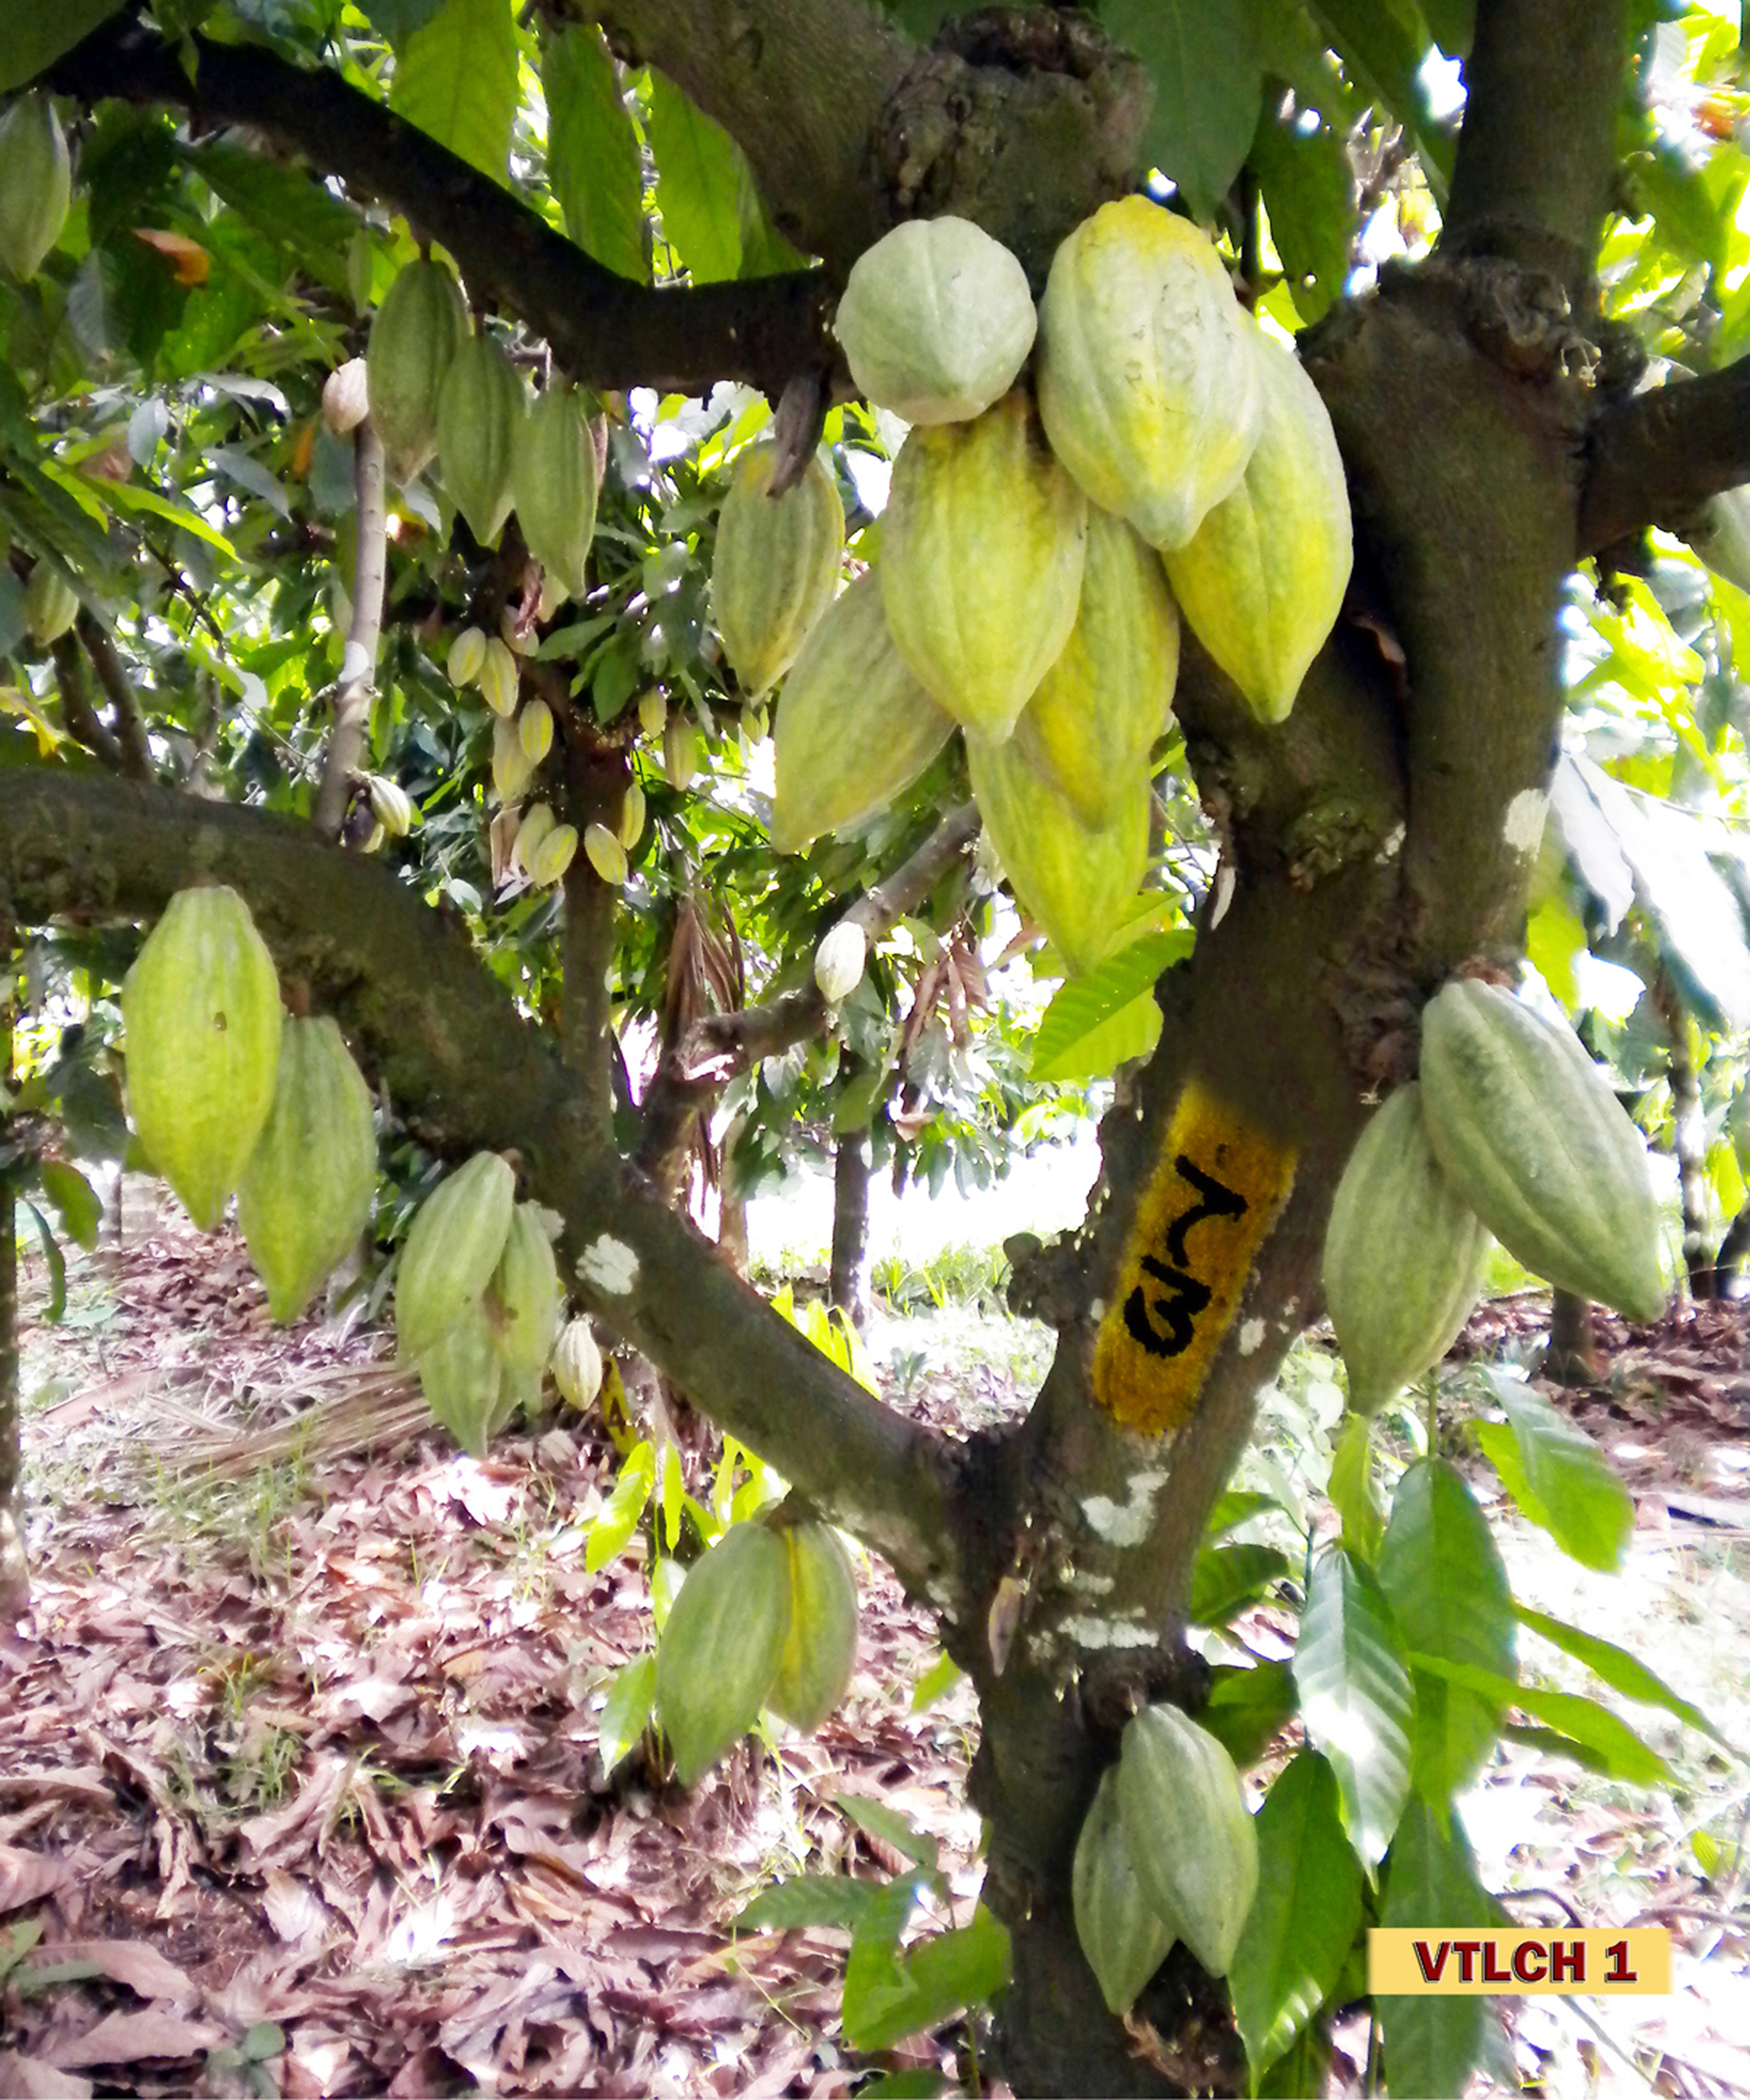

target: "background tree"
[2,1,1746,2092]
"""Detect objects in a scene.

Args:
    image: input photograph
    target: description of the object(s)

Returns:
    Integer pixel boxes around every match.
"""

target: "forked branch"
[1580,357,1750,553]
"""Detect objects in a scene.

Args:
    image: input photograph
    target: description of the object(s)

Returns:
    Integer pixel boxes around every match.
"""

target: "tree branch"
[634,803,981,1186]
[1579,358,1750,552]
[0,770,962,1598]
[48,16,835,399]
[48,637,125,773]
[313,419,387,842]
[76,618,154,782]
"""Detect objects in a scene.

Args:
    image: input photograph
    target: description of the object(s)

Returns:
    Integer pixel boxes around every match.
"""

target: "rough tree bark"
[0,933,25,1617]
[1654,974,1713,1299]
[829,1113,873,1332]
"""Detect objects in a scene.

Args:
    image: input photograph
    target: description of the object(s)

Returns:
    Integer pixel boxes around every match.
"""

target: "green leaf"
[1256,2014,1333,2099]
[1304,0,1454,198]
[38,1160,101,1251]
[1030,931,1185,1082]
[1104,0,1265,219]
[837,1794,941,1872]
[1476,1379,1633,1573]
[1293,1548,1413,1869]
[735,1873,887,1934]
[1377,1461,1514,1800]
[1380,1797,1501,2100]
[1204,1487,1285,1542]
[911,1650,964,1712]
[586,1439,655,1571]
[1419,0,1474,51]
[844,1905,1011,2054]
[0,0,124,92]
[390,0,520,184]
[21,1198,66,1323]
[597,1653,656,1775]
[1249,109,1353,324]
[1188,1542,1293,1626]
[1230,1752,1364,2081]
[1404,1654,1668,1785]
[1327,1411,1383,1564]
[646,72,744,284]
[544,26,648,282]
[187,143,356,296]
[1515,1605,1725,1746]
[1202,1659,1298,1768]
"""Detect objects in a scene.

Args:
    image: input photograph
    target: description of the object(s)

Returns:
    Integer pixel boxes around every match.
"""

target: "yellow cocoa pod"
[550,1318,604,1409]
[527,821,579,887]
[1161,326,1352,723]
[238,1015,377,1323]
[771,569,955,854]
[321,359,370,437]
[479,635,519,718]
[512,383,598,602]
[436,326,526,547]
[768,1520,858,1731]
[1036,196,1263,551]
[881,390,1087,741]
[367,775,415,838]
[638,688,667,738]
[446,625,487,687]
[0,95,71,282]
[618,780,646,850]
[813,921,866,1005]
[515,800,556,873]
[518,698,554,764]
[492,717,535,804]
[967,731,1149,976]
[366,258,467,483]
[582,821,627,886]
[712,441,844,697]
[1013,506,1180,828]
[663,714,700,789]
[122,887,283,1232]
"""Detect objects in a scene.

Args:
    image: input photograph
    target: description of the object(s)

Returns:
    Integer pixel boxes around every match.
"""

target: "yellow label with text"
[1368,1929,1670,1996]
[1093,1078,1297,1437]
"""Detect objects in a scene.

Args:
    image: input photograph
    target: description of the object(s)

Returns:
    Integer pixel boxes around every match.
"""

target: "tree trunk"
[830,1126,872,1330]
[0,943,26,1617]
[1715,1202,1750,1300]
[1656,979,1712,1300]
[1545,1288,1601,1385]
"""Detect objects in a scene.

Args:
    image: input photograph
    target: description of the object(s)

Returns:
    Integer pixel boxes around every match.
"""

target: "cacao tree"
[2,1,1746,2092]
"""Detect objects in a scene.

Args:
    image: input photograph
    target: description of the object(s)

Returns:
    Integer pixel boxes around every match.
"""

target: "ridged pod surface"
[881,390,1087,741]
[1013,506,1180,826]
[1073,1767,1177,2015]
[835,216,1037,425]
[967,732,1149,976]
[711,443,844,697]
[1036,196,1262,551]
[394,1150,517,1360]
[123,887,283,1232]
[1117,1703,1258,1978]
[1322,1083,1492,1416]
[25,565,78,646]
[656,1521,791,1785]
[513,384,598,601]
[0,95,72,282]
[770,570,954,853]
[436,328,525,546]
[768,1521,858,1730]
[416,1298,510,1458]
[488,1204,562,1377]
[1419,979,1666,1321]
[366,259,467,481]
[551,1318,604,1409]
[237,1017,377,1323]
[1162,327,1352,723]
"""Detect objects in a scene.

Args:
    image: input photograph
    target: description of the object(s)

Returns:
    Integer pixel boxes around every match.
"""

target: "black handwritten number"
[1122,1157,1250,1360]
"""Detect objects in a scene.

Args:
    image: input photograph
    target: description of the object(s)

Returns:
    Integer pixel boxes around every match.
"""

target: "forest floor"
[1,1187,1747,2100]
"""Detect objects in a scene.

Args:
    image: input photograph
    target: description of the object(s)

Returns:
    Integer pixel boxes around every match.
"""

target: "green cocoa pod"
[1117,1703,1258,1979]
[656,1520,792,1786]
[366,258,467,482]
[835,215,1037,425]
[663,714,701,790]
[237,1016,377,1323]
[416,1297,512,1457]
[122,887,283,1232]
[768,1519,858,1731]
[1161,325,1352,724]
[488,1202,562,1377]
[394,1150,517,1360]
[550,1317,604,1409]
[711,441,845,698]
[436,326,525,546]
[25,564,79,646]
[1036,196,1263,551]
[1419,978,1666,1321]
[0,94,72,282]
[769,569,955,854]
[1073,1766,1178,2015]
[513,383,599,602]
[881,390,1087,741]
[1322,1083,1493,1416]
[1013,506,1180,827]
[966,730,1149,976]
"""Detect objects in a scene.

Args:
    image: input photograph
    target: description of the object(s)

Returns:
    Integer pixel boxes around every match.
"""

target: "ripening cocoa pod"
[582,821,626,885]
[479,635,520,718]
[550,1317,604,1409]
[663,714,700,790]
[517,698,554,764]
[321,359,371,436]
[835,216,1036,425]
[638,689,667,738]
[1322,1083,1493,1416]
[813,922,866,1005]
[711,442,844,697]
[770,570,954,854]
[366,258,467,481]
[527,821,579,887]
[1419,978,1666,1321]
[488,1203,561,1377]
[237,1016,376,1323]
[367,775,415,838]
[492,717,535,803]
[656,1520,792,1786]
[416,1297,511,1458]
[514,800,557,873]
[436,326,525,546]
[1036,196,1263,551]
[513,383,598,601]
[1161,325,1352,723]
[394,1150,517,1361]
[1117,1703,1258,1978]
[881,390,1087,741]
[966,731,1149,976]
[446,625,487,687]
[0,95,72,283]
[122,887,284,1232]
[618,781,645,851]
[768,1519,858,1731]
[25,564,79,646]
[1073,1767,1177,2015]
[1013,506,1180,828]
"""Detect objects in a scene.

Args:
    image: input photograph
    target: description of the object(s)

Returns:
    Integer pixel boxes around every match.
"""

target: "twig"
[313,419,387,841]
[76,616,154,782]
[47,635,125,772]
